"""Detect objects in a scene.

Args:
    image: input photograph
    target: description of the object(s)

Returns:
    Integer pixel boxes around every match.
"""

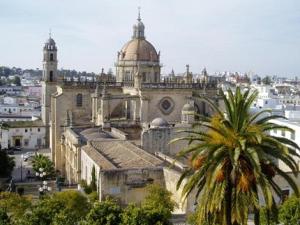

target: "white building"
[255,98,280,109]
[268,118,300,202]
[269,119,299,155]
[23,85,42,98]
[0,86,22,95]
[0,120,45,149]
[0,115,40,122]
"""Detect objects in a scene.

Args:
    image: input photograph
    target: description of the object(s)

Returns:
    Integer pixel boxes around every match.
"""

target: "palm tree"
[32,154,55,179]
[175,87,300,225]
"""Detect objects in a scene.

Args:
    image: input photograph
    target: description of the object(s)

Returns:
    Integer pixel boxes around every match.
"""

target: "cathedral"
[41,13,219,214]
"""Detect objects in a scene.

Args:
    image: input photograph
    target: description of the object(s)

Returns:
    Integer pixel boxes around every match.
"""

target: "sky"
[0,0,300,77]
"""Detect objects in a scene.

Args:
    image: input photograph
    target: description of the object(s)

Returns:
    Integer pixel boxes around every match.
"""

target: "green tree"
[32,154,55,178]
[13,76,21,86]
[52,208,81,225]
[0,192,31,224]
[83,198,122,225]
[0,151,15,178]
[121,204,148,225]
[120,184,176,225]
[19,190,89,225]
[20,198,64,225]
[0,208,10,225]
[279,195,300,225]
[90,165,97,192]
[262,76,272,85]
[54,190,90,218]
[175,87,300,225]
[142,184,176,224]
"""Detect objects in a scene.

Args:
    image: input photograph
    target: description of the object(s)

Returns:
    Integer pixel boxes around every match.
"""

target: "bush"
[121,204,148,225]
[79,179,87,188]
[88,191,98,203]
[279,195,300,225]
[80,179,93,194]
[0,208,10,225]
[142,184,176,222]
[83,197,122,224]
[260,206,278,225]
[52,208,80,225]
[19,190,90,225]
[17,187,25,196]
[84,186,92,194]
[0,192,31,223]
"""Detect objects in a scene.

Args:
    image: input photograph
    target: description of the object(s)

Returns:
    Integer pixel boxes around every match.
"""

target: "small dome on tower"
[150,117,169,128]
[44,36,57,51]
[47,37,55,45]
[182,103,195,112]
[182,103,195,124]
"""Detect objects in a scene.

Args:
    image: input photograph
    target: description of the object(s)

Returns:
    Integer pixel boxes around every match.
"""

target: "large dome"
[119,39,159,62]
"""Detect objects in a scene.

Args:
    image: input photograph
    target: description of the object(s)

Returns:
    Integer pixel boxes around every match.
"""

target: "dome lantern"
[132,7,145,39]
[44,31,57,51]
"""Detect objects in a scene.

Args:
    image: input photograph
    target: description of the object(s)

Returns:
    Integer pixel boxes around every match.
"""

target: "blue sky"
[0,0,300,76]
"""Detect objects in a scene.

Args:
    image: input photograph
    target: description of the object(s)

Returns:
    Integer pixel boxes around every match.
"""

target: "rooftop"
[82,140,163,170]
[71,127,113,144]
[2,120,44,128]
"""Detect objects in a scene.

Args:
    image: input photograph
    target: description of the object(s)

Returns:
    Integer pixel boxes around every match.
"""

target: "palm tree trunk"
[225,178,233,225]
[254,209,260,225]
[253,187,260,225]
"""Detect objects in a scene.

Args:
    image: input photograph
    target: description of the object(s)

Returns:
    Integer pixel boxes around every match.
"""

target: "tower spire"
[49,28,52,39]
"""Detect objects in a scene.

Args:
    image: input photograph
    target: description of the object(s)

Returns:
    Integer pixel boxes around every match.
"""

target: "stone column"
[60,136,66,177]
[133,99,140,122]
[140,97,149,123]
[125,99,131,119]
[76,147,81,183]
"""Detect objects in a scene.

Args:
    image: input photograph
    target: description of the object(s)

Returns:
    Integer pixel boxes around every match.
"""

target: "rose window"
[159,97,174,115]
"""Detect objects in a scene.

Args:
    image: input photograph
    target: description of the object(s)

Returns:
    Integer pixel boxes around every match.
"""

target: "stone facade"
[41,13,220,215]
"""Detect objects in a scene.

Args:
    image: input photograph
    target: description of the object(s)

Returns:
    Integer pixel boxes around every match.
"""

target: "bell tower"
[43,34,58,82]
[41,33,59,147]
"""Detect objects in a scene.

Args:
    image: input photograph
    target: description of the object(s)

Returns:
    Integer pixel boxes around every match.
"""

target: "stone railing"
[141,82,218,89]
[62,80,123,88]
[61,80,218,90]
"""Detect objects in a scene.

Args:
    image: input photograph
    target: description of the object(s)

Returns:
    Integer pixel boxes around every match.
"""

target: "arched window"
[49,71,53,82]
[50,53,54,61]
[76,94,83,107]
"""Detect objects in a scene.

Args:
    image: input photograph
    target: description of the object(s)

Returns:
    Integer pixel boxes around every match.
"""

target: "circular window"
[159,97,175,115]
[161,100,171,110]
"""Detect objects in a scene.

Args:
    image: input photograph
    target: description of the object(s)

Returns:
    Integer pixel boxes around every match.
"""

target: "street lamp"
[36,167,51,196]
[20,154,24,182]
